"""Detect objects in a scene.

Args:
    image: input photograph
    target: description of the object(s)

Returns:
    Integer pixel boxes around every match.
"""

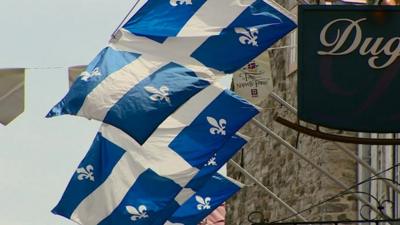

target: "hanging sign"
[232,51,273,105]
[298,5,400,132]
[68,65,86,87]
[0,68,25,126]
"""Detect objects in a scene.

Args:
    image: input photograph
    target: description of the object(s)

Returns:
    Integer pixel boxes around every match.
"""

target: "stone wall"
[226,1,358,224]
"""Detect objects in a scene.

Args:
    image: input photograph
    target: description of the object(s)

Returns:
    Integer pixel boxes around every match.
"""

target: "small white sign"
[232,51,273,105]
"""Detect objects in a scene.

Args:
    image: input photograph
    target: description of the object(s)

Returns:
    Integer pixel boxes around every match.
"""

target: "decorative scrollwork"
[248,211,265,224]
[359,198,395,220]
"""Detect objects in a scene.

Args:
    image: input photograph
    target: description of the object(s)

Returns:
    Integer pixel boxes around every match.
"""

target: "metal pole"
[229,160,308,222]
[335,142,400,194]
[251,118,348,188]
[270,92,297,114]
[250,118,391,219]
[269,92,400,195]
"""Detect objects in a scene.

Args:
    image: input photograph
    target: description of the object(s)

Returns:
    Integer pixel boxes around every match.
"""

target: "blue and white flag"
[51,124,227,225]
[185,134,247,189]
[165,173,242,225]
[53,82,257,224]
[148,134,247,225]
[47,0,294,142]
[47,47,213,144]
[117,0,297,73]
[48,60,259,144]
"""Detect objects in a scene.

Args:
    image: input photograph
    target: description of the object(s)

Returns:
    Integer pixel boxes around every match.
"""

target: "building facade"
[227,0,400,224]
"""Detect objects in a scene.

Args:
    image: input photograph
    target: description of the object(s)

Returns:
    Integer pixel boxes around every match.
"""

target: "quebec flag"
[47,0,296,143]
[48,57,259,145]
[119,0,297,73]
[166,173,242,225]
[52,124,245,225]
[47,47,213,144]
[147,134,248,225]
[53,83,256,225]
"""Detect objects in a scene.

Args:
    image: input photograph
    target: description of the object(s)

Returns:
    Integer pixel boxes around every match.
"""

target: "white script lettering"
[318,18,400,69]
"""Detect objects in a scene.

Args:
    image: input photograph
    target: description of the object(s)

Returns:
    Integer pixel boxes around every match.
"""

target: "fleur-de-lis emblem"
[207,116,226,136]
[144,85,171,104]
[204,154,217,167]
[76,165,95,182]
[196,195,211,211]
[234,27,259,47]
[170,0,192,6]
[126,205,149,221]
[80,67,101,81]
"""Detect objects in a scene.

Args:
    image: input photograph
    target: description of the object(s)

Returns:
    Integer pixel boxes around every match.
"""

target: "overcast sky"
[0,1,232,224]
[0,0,135,224]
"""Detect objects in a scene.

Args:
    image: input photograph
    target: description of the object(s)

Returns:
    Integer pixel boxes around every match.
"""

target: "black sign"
[298,5,400,132]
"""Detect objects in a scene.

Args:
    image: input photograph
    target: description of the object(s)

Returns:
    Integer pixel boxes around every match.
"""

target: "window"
[394,134,400,218]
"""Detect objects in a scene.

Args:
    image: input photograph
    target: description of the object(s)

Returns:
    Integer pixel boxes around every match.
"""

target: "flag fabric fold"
[184,134,247,189]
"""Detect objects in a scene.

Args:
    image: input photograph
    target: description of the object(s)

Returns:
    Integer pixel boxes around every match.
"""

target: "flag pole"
[247,92,394,219]
[110,0,142,40]
[229,160,308,222]
[249,117,391,219]
[269,92,400,195]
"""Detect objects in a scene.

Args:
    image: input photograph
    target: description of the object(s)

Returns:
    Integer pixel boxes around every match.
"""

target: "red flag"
[199,204,226,225]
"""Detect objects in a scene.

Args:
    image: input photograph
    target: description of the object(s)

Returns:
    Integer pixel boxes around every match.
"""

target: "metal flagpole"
[249,118,391,219]
[334,142,400,194]
[229,160,308,222]
[110,0,142,39]
[270,92,400,195]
